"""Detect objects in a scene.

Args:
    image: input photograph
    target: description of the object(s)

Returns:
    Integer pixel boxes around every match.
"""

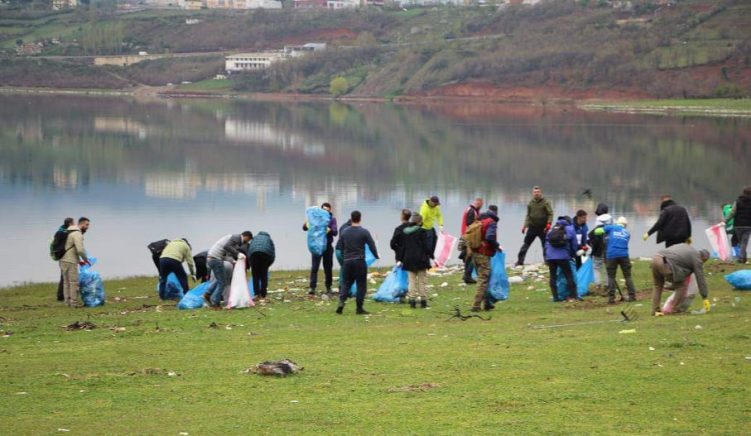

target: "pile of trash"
[245,359,302,377]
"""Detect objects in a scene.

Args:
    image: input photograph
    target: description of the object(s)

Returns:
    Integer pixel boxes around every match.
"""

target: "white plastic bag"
[663,273,698,314]
[227,255,254,309]
[705,223,731,261]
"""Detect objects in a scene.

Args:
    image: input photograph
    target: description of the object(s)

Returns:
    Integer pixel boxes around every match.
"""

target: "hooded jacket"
[60,225,86,264]
[390,222,411,262]
[476,210,500,257]
[524,197,554,229]
[545,218,578,261]
[728,194,751,228]
[573,221,589,248]
[419,199,444,230]
[460,204,481,236]
[647,199,691,244]
[247,231,276,264]
[598,224,630,259]
[208,234,244,261]
[588,213,613,257]
[400,224,433,272]
[160,239,196,276]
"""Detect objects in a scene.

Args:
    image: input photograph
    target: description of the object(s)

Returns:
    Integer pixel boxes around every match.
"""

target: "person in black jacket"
[725,186,751,264]
[336,211,379,315]
[401,213,434,309]
[390,209,412,264]
[643,196,691,247]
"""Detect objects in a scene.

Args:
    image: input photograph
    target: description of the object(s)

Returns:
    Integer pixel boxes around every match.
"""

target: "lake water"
[0,94,748,287]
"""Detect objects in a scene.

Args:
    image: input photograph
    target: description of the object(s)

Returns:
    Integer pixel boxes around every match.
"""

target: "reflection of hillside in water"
[0,95,748,217]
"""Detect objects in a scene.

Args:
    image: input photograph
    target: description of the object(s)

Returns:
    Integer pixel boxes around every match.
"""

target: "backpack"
[50,229,73,261]
[548,224,568,248]
[147,239,170,257]
[463,221,483,250]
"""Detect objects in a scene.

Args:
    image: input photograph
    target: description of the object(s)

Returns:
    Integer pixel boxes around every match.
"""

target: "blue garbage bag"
[556,259,578,300]
[557,258,594,299]
[725,270,751,290]
[79,257,105,307]
[486,252,509,303]
[349,245,378,296]
[161,272,185,300]
[373,266,409,303]
[306,206,331,256]
[177,282,210,310]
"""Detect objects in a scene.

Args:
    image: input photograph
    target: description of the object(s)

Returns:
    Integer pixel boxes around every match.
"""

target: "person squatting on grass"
[650,243,711,316]
[515,186,553,267]
[59,217,91,308]
[399,212,434,309]
[595,217,637,304]
[303,202,338,296]
[336,210,379,315]
[158,238,195,300]
[247,231,275,300]
[471,205,500,312]
[204,231,252,308]
[459,197,483,284]
[545,216,580,303]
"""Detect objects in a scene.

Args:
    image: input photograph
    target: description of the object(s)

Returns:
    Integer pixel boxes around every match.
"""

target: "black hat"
[430,195,440,205]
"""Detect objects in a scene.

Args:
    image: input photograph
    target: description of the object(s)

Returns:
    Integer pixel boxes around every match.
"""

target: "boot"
[483,301,495,311]
[420,299,428,309]
[356,307,370,315]
[335,304,344,314]
[409,299,417,309]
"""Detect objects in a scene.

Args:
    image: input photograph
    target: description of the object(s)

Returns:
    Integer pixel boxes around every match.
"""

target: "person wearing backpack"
[158,238,196,300]
[147,239,170,276]
[459,198,483,284]
[545,216,579,302]
[470,205,500,312]
[401,213,433,309]
[515,186,553,267]
[595,217,637,304]
[587,203,613,295]
[51,217,75,301]
[59,217,91,308]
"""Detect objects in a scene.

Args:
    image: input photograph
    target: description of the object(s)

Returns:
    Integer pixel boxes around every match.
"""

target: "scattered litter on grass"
[440,282,448,287]
[65,321,95,331]
[111,327,126,333]
[167,371,178,377]
[2,331,12,337]
[179,432,189,435]
[649,347,656,351]
[290,400,299,403]
[245,359,302,377]
[619,329,636,334]
[446,307,490,321]
[57,429,70,432]
[695,325,703,330]
[680,362,685,365]
[15,391,27,395]
[508,276,524,284]
[387,383,440,393]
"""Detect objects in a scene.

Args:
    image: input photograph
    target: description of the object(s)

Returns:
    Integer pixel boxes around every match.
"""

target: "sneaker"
[483,302,495,311]
[308,288,316,296]
[355,308,370,315]
[335,305,344,315]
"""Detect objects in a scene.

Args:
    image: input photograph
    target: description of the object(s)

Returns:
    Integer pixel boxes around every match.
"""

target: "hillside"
[1,0,750,99]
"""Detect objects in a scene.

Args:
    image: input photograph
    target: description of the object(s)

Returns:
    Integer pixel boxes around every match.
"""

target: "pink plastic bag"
[662,274,698,314]
[705,223,731,261]
[433,232,457,268]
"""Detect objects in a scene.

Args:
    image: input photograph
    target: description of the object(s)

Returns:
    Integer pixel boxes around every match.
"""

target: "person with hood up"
[595,217,637,304]
[724,186,751,264]
[643,195,691,247]
[515,186,554,267]
[400,212,434,309]
[471,205,501,312]
[545,216,580,302]
[390,209,412,264]
[419,196,444,253]
[247,231,275,300]
[588,203,613,294]
[158,238,195,300]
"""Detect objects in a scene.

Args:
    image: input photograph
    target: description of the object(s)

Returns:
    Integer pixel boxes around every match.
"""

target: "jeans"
[159,257,189,300]
[736,226,750,263]
[310,244,333,291]
[548,259,575,301]
[339,260,367,309]
[249,252,272,298]
[592,255,610,288]
[606,257,636,298]
[207,257,230,306]
[517,226,546,265]
[57,273,64,301]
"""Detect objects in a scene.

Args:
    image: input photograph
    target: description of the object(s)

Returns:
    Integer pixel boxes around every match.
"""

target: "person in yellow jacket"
[419,195,443,253]
[159,238,195,299]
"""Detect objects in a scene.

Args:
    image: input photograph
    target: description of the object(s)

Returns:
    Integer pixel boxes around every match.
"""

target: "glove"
[642,232,649,241]
[703,299,711,312]
[79,261,86,266]
[395,261,402,267]
[544,223,551,232]
[576,249,585,257]
[686,237,692,245]
[439,225,444,233]
[521,226,527,234]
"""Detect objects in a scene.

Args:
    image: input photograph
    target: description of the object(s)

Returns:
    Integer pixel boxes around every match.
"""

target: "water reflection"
[0,94,748,286]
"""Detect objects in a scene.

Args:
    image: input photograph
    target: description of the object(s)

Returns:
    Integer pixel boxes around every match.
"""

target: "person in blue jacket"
[595,216,637,304]
[545,216,580,302]
[572,209,589,268]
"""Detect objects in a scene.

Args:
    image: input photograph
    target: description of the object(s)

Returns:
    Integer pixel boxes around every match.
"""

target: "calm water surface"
[0,94,748,287]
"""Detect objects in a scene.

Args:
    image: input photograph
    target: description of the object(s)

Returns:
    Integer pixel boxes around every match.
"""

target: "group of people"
[50,185,751,317]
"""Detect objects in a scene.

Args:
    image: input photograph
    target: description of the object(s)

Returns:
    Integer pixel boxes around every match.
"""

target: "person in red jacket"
[470,205,500,312]
[460,197,483,284]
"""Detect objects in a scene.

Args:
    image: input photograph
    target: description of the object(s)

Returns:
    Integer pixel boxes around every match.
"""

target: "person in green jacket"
[419,195,443,253]
[515,186,554,267]
[159,238,195,299]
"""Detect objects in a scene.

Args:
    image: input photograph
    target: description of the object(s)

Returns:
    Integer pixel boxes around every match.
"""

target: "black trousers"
[57,273,64,301]
[425,228,438,254]
[249,252,273,298]
[548,259,576,301]
[158,257,188,299]
[310,244,333,291]
[517,226,546,265]
[152,253,162,275]
[339,259,367,309]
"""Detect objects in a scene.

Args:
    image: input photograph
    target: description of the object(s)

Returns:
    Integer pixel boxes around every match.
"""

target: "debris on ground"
[65,321,96,331]
[446,307,490,321]
[387,383,440,393]
[245,359,302,377]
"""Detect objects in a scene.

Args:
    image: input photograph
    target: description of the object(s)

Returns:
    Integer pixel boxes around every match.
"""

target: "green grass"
[177,78,233,92]
[1,260,749,433]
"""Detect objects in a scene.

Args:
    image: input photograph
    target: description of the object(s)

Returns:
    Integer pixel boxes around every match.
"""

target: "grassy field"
[177,78,233,92]
[0,260,749,434]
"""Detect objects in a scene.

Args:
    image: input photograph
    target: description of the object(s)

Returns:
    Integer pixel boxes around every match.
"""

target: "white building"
[225,52,285,73]
[205,0,282,9]
[52,0,77,9]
